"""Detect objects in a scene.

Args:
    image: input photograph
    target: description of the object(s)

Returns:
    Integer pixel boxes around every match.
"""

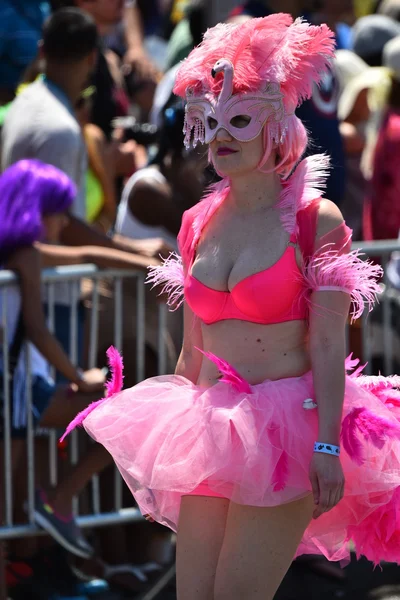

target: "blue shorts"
[0,375,55,440]
[45,302,85,384]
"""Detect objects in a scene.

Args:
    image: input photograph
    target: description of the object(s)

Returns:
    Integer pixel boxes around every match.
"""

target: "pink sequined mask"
[184,59,287,149]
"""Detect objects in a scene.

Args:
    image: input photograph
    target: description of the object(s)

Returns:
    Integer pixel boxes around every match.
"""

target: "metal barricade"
[0,265,172,594]
[351,239,400,376]
[1,241,400,596]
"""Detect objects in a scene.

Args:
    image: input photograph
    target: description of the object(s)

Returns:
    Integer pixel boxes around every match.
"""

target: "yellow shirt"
[354,0,375,17]
[86,168,103,223]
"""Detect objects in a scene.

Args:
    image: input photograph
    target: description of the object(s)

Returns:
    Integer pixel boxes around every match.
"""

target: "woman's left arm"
[308,200,351,520]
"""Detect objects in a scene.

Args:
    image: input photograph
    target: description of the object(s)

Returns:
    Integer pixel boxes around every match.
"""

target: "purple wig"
[0,160,76,260]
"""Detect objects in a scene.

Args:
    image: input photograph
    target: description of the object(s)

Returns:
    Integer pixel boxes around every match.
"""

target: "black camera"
[112,116,159,147]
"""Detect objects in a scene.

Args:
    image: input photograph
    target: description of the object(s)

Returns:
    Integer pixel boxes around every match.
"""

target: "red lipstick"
[217,147,237,156]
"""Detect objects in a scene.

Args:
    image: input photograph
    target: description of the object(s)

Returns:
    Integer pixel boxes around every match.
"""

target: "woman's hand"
[309,453,345,520]
[143,514,155,523]
[73,369,106,395]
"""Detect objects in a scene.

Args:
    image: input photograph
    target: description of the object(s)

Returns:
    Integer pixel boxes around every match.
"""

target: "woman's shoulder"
[123,167,168,215]
[280,154,331,234]
[128,166,167,190]
[316,199,345,238]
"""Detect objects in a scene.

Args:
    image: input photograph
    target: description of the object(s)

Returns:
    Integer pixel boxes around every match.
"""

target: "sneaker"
[33,489,94,560]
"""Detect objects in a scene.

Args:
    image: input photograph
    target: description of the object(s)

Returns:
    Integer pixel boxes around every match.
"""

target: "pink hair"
[259,115,308,177]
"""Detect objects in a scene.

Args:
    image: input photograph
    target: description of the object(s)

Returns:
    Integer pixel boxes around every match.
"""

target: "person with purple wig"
[0,159,105,562]
[0,159,161,564]
[0,159,74,258]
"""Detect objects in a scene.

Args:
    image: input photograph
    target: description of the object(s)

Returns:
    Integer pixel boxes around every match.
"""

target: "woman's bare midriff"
[196,319,310,387]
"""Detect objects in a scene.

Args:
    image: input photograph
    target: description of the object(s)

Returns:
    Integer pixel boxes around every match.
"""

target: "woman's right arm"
[35,242,160,269]
[175,303,203,384]
[6,247,102,392]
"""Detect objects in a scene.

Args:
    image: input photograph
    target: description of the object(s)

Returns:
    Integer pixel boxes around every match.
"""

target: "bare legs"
[176,494,314,600]
[176,496,230,600]
[38,386,112,518]
[214,495,314,600]
[45,445,111,517]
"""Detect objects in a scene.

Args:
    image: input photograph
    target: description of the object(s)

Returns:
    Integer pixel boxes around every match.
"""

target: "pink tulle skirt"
[80,354,400,566]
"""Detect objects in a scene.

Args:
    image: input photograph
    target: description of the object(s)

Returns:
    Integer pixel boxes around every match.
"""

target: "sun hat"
[334,50,369,94]
[338,66,391,121]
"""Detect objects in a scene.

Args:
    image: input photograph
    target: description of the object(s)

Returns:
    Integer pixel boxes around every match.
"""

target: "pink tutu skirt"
[65,350,400,566]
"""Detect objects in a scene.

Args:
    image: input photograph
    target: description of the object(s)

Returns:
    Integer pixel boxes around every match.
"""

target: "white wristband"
[314,442,340,457]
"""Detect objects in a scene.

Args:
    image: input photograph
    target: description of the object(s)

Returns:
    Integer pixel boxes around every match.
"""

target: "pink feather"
[105,346,124,397]
[345,353,358,370]
[383,393,400,409]
[352,374,400,395]
[268,422,289,491]
[341,407,400,465]
[146,252,185,310]
[345,354,369,378]
[174,16,335,115]
[59,346,124,442]
[278,154,330,233]
[341,408,365,465]
[196,347,252,394]
[351,363,369,378]
[59,398,108,443]
[272,450,289,492]
[348,487,400,567]
[303,247,383,321]
[356,407,400,448]
[345,359,400,413]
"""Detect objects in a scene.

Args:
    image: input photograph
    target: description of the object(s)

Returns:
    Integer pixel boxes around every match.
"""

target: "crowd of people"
[1,1,400,599]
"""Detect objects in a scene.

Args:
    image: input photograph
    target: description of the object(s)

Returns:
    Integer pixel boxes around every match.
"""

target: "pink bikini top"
[147,157,380,326]
[185,232,307,325]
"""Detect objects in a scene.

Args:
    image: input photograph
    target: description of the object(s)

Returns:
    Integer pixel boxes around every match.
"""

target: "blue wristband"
[314,442,340,457]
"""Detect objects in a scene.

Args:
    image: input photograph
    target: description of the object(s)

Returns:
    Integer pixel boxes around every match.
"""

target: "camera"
[112,116,159,147]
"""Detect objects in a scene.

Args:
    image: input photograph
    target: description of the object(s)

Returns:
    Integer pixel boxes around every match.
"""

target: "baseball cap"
[353,15,400,64]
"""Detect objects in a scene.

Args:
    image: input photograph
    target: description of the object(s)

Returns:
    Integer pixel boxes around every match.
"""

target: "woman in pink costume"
[63,15,400,600]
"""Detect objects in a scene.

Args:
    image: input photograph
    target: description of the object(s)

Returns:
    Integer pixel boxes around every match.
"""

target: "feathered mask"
[174,14,336,148]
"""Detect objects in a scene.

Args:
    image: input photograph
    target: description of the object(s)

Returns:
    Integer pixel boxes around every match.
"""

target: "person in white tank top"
[116,98,207,247]
[116,166,178,250]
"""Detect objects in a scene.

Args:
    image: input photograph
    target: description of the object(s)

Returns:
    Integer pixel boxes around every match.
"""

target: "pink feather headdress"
[174,14,336,148]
